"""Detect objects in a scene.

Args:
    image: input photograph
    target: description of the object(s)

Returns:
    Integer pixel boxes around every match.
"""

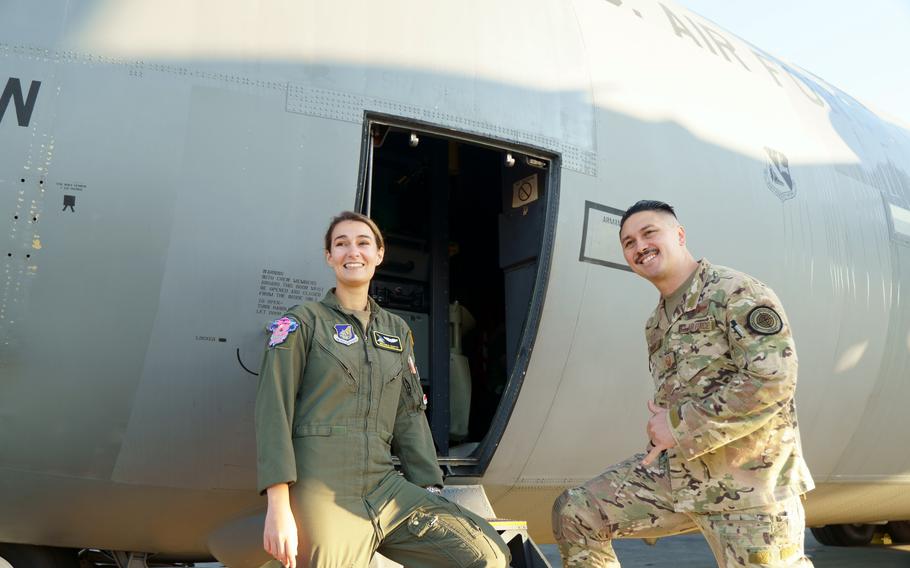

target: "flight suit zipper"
[339,306,376,496]
[361,317,373,496]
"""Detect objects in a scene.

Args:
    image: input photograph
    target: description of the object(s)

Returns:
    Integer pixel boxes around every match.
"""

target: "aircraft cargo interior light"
[409,132,419,147]
[504,153,516,167]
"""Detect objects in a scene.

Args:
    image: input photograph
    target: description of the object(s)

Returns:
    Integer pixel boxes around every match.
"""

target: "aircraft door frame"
[356,114,560,475]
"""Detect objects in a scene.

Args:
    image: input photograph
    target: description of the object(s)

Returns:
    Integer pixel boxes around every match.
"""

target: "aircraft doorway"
[359,119,555,473]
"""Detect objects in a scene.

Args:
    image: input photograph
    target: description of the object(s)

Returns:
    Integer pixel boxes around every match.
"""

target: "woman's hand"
[263,483,298,568]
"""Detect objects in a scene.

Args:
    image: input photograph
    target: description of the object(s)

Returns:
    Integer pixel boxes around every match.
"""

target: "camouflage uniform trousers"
[552,454,814,567]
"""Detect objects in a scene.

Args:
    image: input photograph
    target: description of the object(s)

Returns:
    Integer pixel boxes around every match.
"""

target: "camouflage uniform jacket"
[255,290,443,495]
[646,260,814,513]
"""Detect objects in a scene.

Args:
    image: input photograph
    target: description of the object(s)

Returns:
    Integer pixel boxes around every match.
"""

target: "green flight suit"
[255,290,509,568]
[553,260,814,567]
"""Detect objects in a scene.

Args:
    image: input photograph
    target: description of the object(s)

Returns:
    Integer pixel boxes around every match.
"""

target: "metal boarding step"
[491,519,553,568]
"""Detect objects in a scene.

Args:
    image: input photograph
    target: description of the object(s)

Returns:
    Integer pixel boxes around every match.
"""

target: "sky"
[676,0,910,125]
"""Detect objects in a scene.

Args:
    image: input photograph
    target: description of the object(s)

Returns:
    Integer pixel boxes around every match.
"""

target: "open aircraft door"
[358,117,558,474]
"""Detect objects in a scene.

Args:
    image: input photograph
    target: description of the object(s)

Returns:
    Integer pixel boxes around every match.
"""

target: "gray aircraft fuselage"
[2,0,909,563]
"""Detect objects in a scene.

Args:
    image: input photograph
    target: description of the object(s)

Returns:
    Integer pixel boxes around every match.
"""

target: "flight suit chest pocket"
[313,337,359,392]
[378,359,404,418]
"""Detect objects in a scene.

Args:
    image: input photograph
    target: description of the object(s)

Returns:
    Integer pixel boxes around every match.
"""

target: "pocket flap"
[406,511,439,538]
[293,424,347,437]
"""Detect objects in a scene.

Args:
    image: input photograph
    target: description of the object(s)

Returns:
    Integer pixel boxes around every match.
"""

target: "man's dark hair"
[619,200,677,233]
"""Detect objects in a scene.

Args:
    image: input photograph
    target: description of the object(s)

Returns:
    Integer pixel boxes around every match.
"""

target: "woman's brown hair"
[323,211,385,251]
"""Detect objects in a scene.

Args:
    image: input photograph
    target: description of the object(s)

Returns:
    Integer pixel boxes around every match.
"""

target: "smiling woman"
[323,212,386,303]
[253,211,510,568]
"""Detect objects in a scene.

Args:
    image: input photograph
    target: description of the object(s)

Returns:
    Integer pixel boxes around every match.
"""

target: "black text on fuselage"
[0,78,41,127]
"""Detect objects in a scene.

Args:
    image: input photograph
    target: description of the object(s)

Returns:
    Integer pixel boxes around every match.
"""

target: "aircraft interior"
[364,123,551,467]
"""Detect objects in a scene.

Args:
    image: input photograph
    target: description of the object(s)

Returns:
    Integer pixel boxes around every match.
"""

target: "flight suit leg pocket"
[439,496,510,566]
[406,510,437,538]
[405,508,484,567]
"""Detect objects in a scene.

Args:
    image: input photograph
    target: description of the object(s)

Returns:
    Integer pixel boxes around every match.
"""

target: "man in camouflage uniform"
[552,200,814,567]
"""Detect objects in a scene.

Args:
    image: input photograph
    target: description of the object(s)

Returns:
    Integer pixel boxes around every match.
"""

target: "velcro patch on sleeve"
[747,306,783,335]
[677,316,716,334]
[267,316,299,347]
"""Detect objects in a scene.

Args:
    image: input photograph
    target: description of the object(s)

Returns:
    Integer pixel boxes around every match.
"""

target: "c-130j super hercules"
[2,0,910,566]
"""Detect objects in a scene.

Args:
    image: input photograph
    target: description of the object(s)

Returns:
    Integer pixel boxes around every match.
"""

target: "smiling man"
[552,200,815,567]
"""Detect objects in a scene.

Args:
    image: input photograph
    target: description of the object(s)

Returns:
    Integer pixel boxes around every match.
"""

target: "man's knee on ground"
[552,487,611,546]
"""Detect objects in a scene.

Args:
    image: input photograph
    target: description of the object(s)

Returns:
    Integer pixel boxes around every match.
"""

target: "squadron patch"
[267,317,299,348]
[372,331,403,352]
[333,323,359,346]
[747,306,783,335]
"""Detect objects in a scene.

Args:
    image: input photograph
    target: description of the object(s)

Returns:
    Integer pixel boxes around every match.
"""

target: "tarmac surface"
[538,531,910,567]
[198,530,910,567]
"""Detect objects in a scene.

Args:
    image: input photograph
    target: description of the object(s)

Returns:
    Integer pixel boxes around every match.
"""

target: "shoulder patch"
[267,316,299,347]
[372,331,403,352]
[747,306,783,335]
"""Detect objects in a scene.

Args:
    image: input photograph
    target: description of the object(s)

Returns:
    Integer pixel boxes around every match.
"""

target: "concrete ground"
[538,531,910,567]
[198,531,910,567]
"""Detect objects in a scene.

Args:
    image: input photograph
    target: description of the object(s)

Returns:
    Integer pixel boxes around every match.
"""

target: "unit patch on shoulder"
[267,316,299,348]
[747,306,783,335]
[333,323,359,346]
[372,331,403,352]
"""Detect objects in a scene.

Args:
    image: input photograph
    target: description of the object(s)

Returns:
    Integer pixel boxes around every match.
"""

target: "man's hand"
[264,483,299,568]
[642,400,677,466]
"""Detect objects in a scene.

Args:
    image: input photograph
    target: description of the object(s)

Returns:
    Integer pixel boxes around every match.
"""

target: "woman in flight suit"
[256,211,509,568]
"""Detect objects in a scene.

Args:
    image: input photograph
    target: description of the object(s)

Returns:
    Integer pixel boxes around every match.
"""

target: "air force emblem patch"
[333,323,359,346]
[764,147,796,202]
[372,331,403,352]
